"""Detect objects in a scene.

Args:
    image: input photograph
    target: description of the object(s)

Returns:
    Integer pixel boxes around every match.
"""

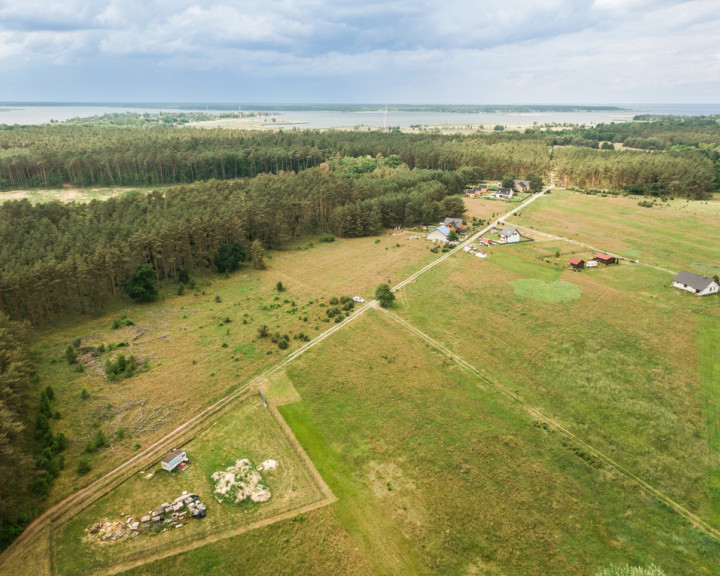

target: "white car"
[353,296,365,303]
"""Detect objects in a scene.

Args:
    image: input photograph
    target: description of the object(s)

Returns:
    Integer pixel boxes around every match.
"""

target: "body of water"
[0,103,719,129]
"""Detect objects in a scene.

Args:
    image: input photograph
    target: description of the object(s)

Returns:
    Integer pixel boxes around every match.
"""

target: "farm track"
[376,306,720,542]
[6,186,718,574]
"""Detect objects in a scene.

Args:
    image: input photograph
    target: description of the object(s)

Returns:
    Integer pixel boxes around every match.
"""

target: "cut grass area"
[516,189,720,275]
[51,394,323,575]
[511,278,582,303]
[274,312,720,575]
[394,244,718,524]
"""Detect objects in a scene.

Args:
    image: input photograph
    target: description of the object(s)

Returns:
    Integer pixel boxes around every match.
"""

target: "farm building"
[443,217,465,232]
[161,449,188,472]
[593,253,617,265]
[494,188,514,200]
[672,271,719,296]
[427,225,451,243]
[513,180,531,193]
[497,227,521,244]
[479,237,493,247]
[568,257,585,270]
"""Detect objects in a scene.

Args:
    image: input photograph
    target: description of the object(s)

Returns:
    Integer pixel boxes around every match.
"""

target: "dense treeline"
[0,164,470,324]
[553,147,715,198]
[0,126,550,190]
[0,314,43,550]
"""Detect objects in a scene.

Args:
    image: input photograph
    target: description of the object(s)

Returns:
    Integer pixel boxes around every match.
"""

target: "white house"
[494,188,514,200]
[672,271,719,296]
[497,227,521,244]
[427,225,451,243]
[161,449,188,472]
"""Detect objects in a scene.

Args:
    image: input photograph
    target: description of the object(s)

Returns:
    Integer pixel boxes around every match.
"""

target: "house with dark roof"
[568,257,585,270]
[513,180,531,193]
[498,227,520,244]
[443,217,465,232]
[672,271,719,296]
[427,225,451,243]
[592,253,617,265]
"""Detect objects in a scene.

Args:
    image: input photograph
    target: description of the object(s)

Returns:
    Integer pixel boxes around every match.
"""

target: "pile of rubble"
[89,491,206,542]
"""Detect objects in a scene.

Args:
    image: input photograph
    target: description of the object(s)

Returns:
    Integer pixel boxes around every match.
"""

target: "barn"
[568,257,585,270]
[672,271,719,296]
[161,449,188,472]
[593,253,617,265]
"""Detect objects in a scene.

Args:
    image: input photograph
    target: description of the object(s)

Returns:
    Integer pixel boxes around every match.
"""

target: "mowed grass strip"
[515,189,720,276]
[394,245,717,522]
[699,315,720,527]
[51,394,323,575]
[278,312,719,575]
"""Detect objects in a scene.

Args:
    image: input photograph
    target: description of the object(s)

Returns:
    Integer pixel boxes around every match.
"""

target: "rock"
[141,515,151,523]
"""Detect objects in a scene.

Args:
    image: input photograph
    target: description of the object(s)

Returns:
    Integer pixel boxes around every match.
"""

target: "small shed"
[593,253,617,265]
[161,449,188,472]
[568,257,585,270]
[672,271,719,296]
[479,237,493,247]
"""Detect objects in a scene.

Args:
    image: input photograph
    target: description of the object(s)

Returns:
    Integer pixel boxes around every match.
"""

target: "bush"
[329,296,339,305]
[77,458,91,475]
[319,234,335,243]
[65,345,77,365]
[257,325,269,338]
[276,281,285,292]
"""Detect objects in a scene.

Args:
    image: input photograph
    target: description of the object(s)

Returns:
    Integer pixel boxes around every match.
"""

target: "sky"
[0,0,719,104]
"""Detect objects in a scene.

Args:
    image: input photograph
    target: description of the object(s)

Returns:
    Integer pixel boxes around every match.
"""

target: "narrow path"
[377,307,720,542]
[505,221,677,275]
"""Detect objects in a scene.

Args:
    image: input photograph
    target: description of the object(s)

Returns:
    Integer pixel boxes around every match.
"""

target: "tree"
[448,229,459,242]
[527,172,544,192]
[501,174,516,189]
[214,242,246,273]
[251,240,266,270]
[124,264,158,302]
[375,283,395,308]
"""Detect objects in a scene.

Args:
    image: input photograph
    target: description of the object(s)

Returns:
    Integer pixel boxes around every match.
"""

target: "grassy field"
[395,230,720,526]
[50,393,324,575]
[123,310,719,575]
[28,230,437,505]
[514,189,720,276]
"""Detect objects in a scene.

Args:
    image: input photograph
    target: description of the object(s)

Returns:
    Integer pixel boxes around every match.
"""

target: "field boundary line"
[377,307,720,542]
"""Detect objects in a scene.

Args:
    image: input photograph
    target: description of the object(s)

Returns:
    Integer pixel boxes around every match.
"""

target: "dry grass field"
[29,231,437,505]
[514,189,720,276]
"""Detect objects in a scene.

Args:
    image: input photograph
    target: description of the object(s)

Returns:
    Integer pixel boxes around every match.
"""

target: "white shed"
[161,449,188,472]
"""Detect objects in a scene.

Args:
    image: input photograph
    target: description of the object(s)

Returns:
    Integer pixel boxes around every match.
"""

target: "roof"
[673,270,717,291]
[569,257,584,265]
[479,237,492,244]
[496,188,513,195]
[161,449,185,465]
[443,217,463,229]
[594,253,615,262]
[500,227,517,236]
[430,225,450,237]
[514,180,531,187]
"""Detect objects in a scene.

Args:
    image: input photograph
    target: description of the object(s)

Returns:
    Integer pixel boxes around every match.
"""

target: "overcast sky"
[1,0,718,104]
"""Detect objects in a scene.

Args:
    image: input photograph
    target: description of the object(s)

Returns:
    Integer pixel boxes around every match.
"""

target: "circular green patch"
[511,279,582,303]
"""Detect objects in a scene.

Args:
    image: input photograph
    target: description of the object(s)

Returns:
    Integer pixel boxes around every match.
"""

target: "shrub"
[319,234,335,243]
[65,345,77,365]
[77,458,91,475]
[329,296,339,305]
